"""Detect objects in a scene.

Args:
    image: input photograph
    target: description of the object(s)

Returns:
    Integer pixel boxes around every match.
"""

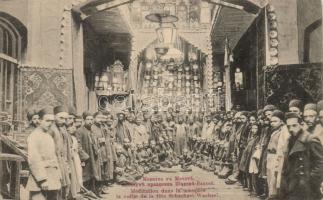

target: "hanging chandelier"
[145,13,178,56]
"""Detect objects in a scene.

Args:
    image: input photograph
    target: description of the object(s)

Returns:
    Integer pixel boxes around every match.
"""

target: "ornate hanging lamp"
[145,12,179,56]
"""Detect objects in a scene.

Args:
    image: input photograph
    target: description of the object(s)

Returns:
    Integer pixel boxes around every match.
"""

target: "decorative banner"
[18,66,74,120]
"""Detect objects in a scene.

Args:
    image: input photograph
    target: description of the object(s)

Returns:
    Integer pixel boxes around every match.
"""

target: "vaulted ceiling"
[80,0,261,56]
[85,7,130,34]
[212,6,256,53]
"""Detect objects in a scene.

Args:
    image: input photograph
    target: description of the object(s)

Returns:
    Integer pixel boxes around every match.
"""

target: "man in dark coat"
[114,112,131,144]
[257,104,276,198]
[282,112,323,200]
[50,105,71,200]
[76,111,101,194]
[90,111,107,197]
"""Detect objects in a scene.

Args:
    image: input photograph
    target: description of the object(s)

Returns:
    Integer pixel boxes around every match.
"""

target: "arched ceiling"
[212,5,256,53]
[74,0,266,54]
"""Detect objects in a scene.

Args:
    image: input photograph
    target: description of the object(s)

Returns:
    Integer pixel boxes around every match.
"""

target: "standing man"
[76,111,101,195]
[201,115,215,139]
[114,111,131,144]
[27,107,61,200]
[288,99,303,116]
[283,112,323,200]
[257,104,276,199]
[303,103,317,134]
[313,100,323,145]
[51,105,71,200]
[266,110,288,199]
[25,109,40,134]
[91,111,107,197]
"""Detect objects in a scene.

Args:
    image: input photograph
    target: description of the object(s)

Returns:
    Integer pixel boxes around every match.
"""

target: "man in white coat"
[27,107,62,200]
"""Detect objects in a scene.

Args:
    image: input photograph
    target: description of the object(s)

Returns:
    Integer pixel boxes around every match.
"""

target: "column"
[128,35,138,91]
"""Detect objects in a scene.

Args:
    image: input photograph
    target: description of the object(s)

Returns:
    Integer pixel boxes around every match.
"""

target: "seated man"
[179,149,192,172]
[128,143,144,180]
[156,136,173,168]
[114,145,136,185]
[136,143,150,173]
[145,140,160,171]
[164,136,179,166]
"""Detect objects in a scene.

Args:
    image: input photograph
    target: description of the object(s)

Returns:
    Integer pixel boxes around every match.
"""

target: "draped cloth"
[174,124,188,156]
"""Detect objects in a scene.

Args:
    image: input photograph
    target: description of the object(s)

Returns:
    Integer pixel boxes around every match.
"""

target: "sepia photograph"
[0,0,322,199]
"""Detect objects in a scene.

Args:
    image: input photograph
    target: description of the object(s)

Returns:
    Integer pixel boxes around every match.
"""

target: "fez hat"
[304,103,317,112]
[288,99,303,110]
[263,104,276,112]
[285,112,301,120]
[93,111,104,118]
[38,107,54,119]
[272,110,285,121]
[317,100,323,113]
[53,105,68,115]
[257,109,264,117]
[249,111,257,118]
[27,109,38,121]
[102,110,110,116]
[75,114,82,119]
[68,106,77,116]
[212,114,220,120]
[240,111,250,118]
[82,111,93,119]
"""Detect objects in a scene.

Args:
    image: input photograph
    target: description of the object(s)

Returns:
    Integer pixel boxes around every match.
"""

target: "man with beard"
[27,107,61,200]
[257,104,276,199]
[174,116,188,156]
[226,111,249,185]
[125,111,136,141]
[74,115,83,130]
[282,112,323,200]
[163,113,175,139]
[66,106,77,127]
[114,145,136,185]
[50,105,71,200]
[313,100,323,145]
[196,113,204,136]
[179,148,193,172]
[76,111,101,195]
[201,115,215,139]
[187,116,198,151]
[288,99,303,116]
[114,111,131,145]
[25,109,40,134]
[20,109,40,148]
[146,140,161,171]
[133,114,149,145]
[91,111,108,196]
[101,112,117,191]
[266,110,288,199]
[303,103,318,134]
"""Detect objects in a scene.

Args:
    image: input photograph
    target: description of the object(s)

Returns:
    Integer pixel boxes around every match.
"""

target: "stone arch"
[0,11,27,56]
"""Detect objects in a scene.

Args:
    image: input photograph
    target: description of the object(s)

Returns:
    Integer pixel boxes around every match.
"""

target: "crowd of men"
[2,98,323,200]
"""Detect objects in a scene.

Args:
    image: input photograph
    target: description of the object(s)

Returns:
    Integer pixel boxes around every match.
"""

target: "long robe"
[133,124,149,145]
[114,122,131,144]
[102,125,116,180]
[70,135,82,198]
[174,124,188,156]
[76,126,101,182]
[50,124,71,188]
